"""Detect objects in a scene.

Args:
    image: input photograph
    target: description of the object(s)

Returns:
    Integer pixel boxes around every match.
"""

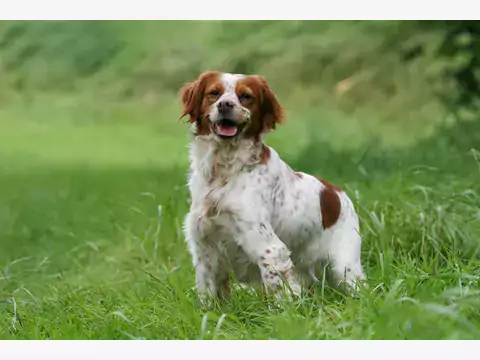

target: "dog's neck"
[188,134,267,185]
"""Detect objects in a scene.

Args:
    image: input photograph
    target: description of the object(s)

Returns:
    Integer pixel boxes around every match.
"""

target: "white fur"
[208,73,247,126]
[183,73,366,302]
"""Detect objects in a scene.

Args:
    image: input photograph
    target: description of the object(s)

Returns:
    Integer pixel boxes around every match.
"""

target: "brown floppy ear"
[179,71,219,123]
[179,81,201,123]
[255,75,285,131]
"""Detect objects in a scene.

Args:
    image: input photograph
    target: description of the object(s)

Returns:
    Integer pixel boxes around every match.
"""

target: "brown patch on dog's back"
[294,172,303,179]
[320,187,341,229]
[317,177,342,229]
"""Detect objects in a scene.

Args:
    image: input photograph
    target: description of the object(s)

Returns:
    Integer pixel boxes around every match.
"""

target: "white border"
[1,340,479,359]
[1,0,479,355]
[0,0,479,20]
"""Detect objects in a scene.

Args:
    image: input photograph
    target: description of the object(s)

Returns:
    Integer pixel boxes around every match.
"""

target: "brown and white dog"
[179,71,366,301]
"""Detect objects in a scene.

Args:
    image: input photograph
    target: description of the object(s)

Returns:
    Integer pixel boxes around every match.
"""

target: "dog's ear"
[179,81,201,124]
[179,71,219,123]
[254,75,285,131]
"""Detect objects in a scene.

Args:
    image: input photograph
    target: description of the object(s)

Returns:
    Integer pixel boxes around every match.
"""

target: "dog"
[179,71,366,302]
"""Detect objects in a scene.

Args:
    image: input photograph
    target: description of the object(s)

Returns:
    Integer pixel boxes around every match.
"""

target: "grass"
[1,21,480,340]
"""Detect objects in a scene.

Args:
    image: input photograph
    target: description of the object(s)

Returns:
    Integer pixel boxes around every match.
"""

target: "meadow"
[0,21,479,339]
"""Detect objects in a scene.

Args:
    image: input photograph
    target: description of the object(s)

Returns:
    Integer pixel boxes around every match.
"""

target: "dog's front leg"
[184,211,229,305]
[233,220,302,299]
[194,250,229,305]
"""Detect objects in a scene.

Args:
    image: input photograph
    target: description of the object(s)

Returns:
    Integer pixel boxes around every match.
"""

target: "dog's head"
[179,71,284,141]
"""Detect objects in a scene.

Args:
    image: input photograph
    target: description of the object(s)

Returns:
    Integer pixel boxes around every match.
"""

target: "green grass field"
[0,21,479,340]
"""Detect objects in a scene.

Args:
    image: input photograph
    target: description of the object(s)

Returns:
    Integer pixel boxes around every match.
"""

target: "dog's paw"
[269,280,302,302]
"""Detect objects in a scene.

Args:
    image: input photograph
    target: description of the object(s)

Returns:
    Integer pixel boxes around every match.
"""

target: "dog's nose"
[217,100,234,113]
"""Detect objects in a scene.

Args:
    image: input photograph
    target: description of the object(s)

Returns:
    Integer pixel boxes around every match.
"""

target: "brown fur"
[237,76,284,141]
[293,173,342,228]
[317,177,342,229]
[317,177,342,192]
[259,144,271,165]
[179,71,221,136]
[179,72,284,139]
[204,198,219,218]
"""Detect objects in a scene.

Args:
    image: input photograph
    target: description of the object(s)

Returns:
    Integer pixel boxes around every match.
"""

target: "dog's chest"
[195,180,258,278]
[197,176,244,226]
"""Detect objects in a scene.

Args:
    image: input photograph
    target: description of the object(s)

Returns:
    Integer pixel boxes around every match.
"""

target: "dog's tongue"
[216,124,238,137]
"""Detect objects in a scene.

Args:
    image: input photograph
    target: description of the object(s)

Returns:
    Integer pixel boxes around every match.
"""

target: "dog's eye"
[209,90,220,96]
[239,93,252,101]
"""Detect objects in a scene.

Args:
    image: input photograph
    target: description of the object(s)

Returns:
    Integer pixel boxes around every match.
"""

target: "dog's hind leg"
[324,194,366,294]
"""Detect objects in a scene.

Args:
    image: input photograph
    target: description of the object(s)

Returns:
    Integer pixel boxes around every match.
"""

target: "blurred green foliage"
[0,20,477,113]
[408,20,480,111]
[0,21,124,90]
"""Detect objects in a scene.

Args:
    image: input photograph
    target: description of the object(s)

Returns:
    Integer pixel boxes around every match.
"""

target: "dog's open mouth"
[213,119,245,139]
